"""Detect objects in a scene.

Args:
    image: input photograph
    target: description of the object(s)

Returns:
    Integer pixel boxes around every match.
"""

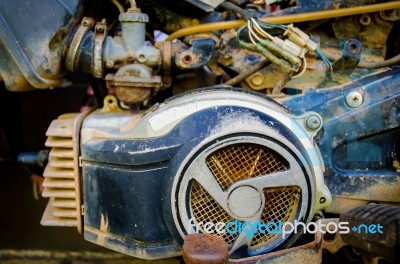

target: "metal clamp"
[92,19,107,78]
[65,17,95,72]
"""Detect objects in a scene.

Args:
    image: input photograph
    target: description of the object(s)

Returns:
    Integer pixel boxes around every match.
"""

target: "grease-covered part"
[183,234,228,264]
[0,0,81,91]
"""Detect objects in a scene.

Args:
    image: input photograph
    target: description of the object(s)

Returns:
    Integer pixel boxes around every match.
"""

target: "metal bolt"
[96,25,104,33]
[162,76,172,87]
[306,114,322,131]
[345,91,363,108]
[251,72,264,86]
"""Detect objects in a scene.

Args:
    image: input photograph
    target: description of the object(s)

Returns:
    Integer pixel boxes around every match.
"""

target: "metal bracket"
[92,19,107,78]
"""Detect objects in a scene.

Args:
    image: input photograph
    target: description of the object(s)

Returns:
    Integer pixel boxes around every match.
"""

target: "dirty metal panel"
[0,0,81,91]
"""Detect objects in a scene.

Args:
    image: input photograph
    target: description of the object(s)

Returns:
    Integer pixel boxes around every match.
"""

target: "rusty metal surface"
[319,219,346,254]
[183,234,228,264]
[106,64,162,105]
[229,230,322,264]
[115,86,152,105]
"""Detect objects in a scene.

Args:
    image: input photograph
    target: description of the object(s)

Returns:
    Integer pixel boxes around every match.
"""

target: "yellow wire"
[110,0,124,13]
[247,21,260,45]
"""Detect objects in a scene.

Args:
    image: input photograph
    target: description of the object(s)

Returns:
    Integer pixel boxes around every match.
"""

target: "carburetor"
[65,1,162,106]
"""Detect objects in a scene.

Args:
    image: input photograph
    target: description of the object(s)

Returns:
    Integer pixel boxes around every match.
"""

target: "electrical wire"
[166,1,400,41]
[237,16,335,78]
[129,0,137,8]
[247,20,261,45]
[251,18,274,40]
[110,0,124,13]
[316,49,333,74]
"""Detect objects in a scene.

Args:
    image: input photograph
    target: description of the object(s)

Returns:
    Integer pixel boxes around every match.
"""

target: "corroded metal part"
[183,234,228,264]
[105,64,162,105]
[229,228,323,264]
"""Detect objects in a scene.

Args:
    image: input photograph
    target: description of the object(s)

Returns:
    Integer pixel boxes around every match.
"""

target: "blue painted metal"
[283,67,400,202]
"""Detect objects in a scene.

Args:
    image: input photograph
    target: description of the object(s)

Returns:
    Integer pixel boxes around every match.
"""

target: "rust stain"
[97,214,109,246]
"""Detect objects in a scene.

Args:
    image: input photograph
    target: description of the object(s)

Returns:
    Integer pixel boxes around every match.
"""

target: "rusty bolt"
[306,114,322,131]
[162,76,172,87]
[105,60,114,68]
[345,91,363,108]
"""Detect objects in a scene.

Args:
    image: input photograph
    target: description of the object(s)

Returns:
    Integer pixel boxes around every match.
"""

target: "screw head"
[346,91,363,108]
[306,114,322,131]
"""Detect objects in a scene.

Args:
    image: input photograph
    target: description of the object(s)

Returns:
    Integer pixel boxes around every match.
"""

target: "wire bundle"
[236,18,333,77]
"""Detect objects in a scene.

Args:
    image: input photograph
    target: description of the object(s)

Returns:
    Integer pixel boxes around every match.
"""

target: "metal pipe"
[223,58,268,86]
[167,1,400,41]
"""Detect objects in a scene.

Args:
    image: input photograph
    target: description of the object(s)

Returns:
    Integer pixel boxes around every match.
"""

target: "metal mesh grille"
[250,186,301,247]
[189,143,301,248]
[206,144,287,190]
[190,180,238,245]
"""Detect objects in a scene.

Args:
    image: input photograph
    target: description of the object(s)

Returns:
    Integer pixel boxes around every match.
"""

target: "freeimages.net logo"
[188,218,383,239]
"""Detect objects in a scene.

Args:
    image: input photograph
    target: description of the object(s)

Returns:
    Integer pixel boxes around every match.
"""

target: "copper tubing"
[167,1,400,41]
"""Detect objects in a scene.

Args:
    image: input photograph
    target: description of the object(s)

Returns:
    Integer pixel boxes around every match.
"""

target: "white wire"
[247,20,263,45]
[251,18,274,40]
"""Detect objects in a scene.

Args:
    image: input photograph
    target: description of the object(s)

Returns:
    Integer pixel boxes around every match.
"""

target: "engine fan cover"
[79,87,330,259]
[158,88,331,257]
